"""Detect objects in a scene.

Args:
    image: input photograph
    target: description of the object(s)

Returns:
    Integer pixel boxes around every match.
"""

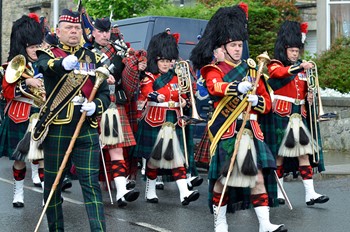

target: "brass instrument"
[306,60,321,163]
[5,55,46,107]
[174,60,204,168]
[175,60,205,124]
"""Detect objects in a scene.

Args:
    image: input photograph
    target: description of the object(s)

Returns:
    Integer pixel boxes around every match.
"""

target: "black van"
[115,16,208,60]
[116,16,211,147]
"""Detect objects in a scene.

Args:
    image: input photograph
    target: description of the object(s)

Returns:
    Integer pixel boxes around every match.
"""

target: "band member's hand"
[307,91,314,105]
[180,97,187,108]
[107,75,115,84]
[299,62,313,70]
[62,55,78,71]
[81,100,96,116]
[238,81,252,94]
[25,78,44,88]
[247,94,258,106]
[138,61,147,71]
[157,94,165,103]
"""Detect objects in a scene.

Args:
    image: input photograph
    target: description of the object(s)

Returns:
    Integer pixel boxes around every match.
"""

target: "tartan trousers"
[42,117,105,232]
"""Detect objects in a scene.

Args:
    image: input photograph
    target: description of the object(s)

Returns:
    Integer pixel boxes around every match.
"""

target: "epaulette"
[144,71,156,81]
[37,47,55,58]
[246,58,257,69]
[200,64,222,78]
[269,59,283,66]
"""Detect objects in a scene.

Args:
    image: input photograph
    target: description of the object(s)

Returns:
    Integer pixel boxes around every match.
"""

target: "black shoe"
[146,197,159,203]
[117,198,127,207]
[278,198,285,205]
[34,182,42,188]
[61,177,72,192]
[13,202,24,208]
[124,189,140,202]
[126,180,136,190]
[274,225,288,232]
[306,195,329,206]
[187,176,203,190]
[117,189,140,206]
[182,191,200,205]
[156,183,164,190]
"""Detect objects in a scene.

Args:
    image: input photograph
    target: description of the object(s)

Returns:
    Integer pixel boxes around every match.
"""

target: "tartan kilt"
[266,104,325,173]
[132,110,184,159]
[194,126,210,165]
[207,120,278,213]
[0,107,39,160]
[104,104,136,148]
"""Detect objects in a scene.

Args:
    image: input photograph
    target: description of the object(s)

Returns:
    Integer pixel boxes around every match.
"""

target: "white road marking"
[0,177,171,231]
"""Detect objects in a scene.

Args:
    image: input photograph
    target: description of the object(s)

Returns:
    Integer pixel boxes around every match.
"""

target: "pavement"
[321,150,350,177]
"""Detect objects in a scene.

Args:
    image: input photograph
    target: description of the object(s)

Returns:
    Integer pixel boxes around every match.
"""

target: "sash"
[267,75,296,91]
[208,61,256,156]
[32,48,91,141]
[153,70,175,91]
[100,43,117,61]
[267,60,301,91]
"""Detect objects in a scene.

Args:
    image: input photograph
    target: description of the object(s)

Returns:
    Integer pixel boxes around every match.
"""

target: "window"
[329,0,350,45]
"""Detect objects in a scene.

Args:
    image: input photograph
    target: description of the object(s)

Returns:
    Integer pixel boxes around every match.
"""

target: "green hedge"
[314,37,350,93]
[142,2,280,60]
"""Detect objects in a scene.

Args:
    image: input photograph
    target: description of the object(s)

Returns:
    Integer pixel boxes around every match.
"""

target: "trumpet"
[175,60,205,124]
[5,55,46,107]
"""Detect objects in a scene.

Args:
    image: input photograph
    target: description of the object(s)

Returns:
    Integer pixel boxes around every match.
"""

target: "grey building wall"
[0,0,75,63]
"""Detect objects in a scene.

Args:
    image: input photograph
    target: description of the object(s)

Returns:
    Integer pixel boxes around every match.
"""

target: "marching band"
[0,3,332,232]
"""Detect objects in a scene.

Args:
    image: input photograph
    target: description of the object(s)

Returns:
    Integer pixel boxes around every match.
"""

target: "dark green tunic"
[36,44,110,232]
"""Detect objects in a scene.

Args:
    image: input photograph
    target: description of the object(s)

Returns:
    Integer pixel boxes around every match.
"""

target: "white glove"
[80,100,96,116]
[34,73,43,79]
[62,55,78,71]
[238,81,252,94]
[247,94,259,106]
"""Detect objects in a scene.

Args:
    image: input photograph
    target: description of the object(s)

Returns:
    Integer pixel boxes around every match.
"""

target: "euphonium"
[5,54,46,107]
[174,60,205,124]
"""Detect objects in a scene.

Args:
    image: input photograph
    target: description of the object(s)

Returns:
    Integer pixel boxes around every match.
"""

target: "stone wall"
[1,0,75,63]
[319,97,350,151]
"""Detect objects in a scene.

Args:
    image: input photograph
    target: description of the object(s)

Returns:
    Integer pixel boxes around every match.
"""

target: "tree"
[80,0,169,19]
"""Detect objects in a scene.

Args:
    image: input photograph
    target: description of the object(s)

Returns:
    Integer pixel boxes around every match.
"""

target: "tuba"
[5,55,46,107]
[175,60,205,124]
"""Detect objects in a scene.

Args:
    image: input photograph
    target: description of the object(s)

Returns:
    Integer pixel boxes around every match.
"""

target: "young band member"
[0,13,44,207]
[190,3,287,232]
[34,9,110,231]
[91,17,142,207]
[266,21,329,206]
[132,32,200,205]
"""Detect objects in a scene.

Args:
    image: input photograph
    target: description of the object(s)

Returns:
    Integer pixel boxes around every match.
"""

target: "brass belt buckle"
[294,99,300,105]
[168,100,175,108]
